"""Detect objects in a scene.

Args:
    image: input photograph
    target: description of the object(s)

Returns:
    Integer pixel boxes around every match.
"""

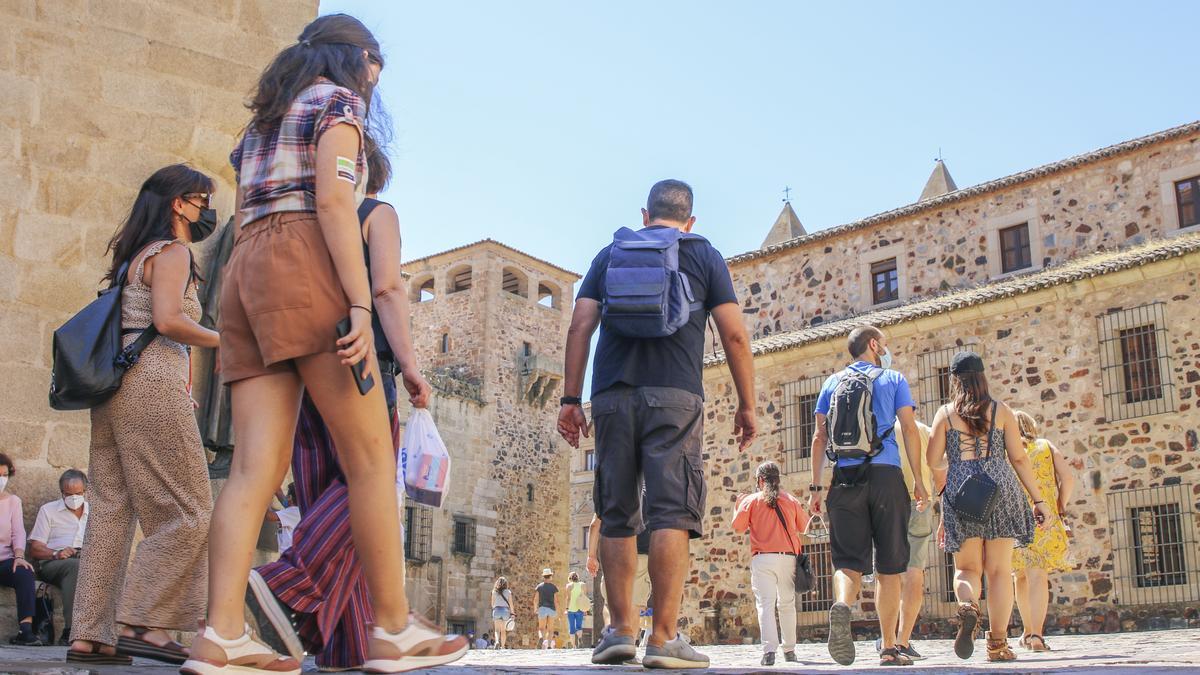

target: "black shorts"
[826,463,911,575]
[591,385,706,539]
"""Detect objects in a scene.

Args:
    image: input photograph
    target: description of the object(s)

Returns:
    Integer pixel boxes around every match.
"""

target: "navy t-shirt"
[577,226,738,399]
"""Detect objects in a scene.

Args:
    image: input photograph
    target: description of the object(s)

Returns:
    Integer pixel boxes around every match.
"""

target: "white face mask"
[879,346,894,371]
[0,476,8,492]
[64,494,85,510]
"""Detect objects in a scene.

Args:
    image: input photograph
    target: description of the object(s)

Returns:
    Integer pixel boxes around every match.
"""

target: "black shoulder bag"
[948,402,1001,525]
[771,500,815,595]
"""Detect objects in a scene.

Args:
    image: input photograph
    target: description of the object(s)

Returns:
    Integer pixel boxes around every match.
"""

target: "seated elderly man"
[28,469,88,644]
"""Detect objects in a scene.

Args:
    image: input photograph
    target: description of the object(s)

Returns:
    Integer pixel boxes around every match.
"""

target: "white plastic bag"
[398,408,451,508]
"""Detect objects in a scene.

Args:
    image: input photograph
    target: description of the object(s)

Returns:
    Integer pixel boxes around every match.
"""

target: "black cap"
[950,351,985,374]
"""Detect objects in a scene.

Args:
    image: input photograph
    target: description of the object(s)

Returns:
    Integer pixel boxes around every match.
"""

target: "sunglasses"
[183,193,211,209]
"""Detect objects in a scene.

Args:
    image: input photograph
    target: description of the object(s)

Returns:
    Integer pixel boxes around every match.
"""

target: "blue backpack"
[600,226,706,338]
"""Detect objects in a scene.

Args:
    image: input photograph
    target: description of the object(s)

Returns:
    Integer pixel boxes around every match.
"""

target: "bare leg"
[297,352,409,629]
[646,529,688,647]
[206,372,303,638]
[875,573,902,650]
[897,567,925,645]
[833,569,863,605]
[599,535,637,637]
[982,538,1016,637]
[1025,568,1049,637]
[1013,570,1031,639]
[952,539,984,605]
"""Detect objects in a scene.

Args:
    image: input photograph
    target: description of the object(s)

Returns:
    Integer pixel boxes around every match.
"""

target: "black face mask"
[189,208,217,242]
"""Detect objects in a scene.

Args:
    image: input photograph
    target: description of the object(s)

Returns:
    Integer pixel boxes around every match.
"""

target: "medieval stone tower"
[399,240,579,641]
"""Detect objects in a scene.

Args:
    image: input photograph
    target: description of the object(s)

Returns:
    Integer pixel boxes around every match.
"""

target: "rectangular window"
[1176,176,1199,229]
[581,526,590,552]
[1098,303,1175,421]
[584,448,595,472]
[448,618,476,638]
[781,376,825,474]
[452,516,476,556]
[404,505,433,562]
[917,345,977,421]
[870,258,899,305]
[1130,504,1187,588]
[1107,485,1199,607]
[799,541,834,615]
[440,333,450,353]
[998,222,1032,273]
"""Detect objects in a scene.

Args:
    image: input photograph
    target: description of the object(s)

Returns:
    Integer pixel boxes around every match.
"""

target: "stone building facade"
[570,121,1200,643]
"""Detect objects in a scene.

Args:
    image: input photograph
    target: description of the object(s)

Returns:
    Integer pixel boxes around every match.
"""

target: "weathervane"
[782,186,792,203]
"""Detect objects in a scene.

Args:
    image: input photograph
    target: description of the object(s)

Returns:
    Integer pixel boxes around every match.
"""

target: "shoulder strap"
[984,401,999,458]
[500,590,511,607]
[771,501,798,554]
[357,197,383,223]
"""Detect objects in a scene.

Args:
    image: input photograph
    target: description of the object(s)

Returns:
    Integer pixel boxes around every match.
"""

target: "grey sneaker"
[643,634,709,669]
[592,627,636,665]
[827,602,855,666]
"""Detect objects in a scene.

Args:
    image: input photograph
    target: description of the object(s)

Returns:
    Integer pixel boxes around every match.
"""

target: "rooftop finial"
[782,185,792,203]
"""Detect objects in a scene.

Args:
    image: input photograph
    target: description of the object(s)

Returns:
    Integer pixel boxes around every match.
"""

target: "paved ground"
[0,629,1197,673]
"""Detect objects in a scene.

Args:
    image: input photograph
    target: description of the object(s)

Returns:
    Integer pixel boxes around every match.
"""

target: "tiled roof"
[705,231,1200,367]
[403,239,581,279]
[729,120,1200,264]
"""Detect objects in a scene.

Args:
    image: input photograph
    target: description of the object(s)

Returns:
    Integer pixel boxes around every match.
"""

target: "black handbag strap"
[771,500,799,554]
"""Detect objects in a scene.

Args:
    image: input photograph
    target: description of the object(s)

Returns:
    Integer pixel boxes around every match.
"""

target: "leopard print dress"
[72,240,213,646]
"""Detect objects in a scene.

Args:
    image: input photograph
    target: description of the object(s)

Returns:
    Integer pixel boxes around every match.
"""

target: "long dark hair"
[247,13,383,134]
[950,371,993,436]
[364,132,392,195]
[757,461,781,507]
[104,164,213,285]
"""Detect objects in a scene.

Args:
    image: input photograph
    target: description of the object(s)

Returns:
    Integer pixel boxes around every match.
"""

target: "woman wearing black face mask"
[67,164,220,667]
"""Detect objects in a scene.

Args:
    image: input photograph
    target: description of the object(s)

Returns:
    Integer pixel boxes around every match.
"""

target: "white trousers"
[750,553,797,653]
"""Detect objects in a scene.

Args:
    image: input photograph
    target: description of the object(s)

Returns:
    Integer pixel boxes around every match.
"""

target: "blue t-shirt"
[814,361,915,468]
[577,226,738,398]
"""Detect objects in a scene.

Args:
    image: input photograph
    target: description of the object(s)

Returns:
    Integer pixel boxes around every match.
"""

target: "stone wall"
[729,129,1200,340]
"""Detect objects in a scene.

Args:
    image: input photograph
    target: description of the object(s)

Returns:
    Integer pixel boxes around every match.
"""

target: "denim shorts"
[537,606,557,619]
[492,607,511,620]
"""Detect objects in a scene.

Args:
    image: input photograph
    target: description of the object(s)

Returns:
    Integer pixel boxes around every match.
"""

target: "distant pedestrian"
[559,179,758,670]
[1011,411,1075,652]
[926,352,1054,663]
[491,577,514,649]
[534,569,560,649]
[565,571,589,648]
[731,461,807,666]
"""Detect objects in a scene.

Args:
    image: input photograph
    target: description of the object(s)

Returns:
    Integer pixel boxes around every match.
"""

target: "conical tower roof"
[760,201,806,248]
[919,159,958,201]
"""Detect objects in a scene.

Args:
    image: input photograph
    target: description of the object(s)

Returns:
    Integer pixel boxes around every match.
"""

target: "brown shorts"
[218,211,349,383]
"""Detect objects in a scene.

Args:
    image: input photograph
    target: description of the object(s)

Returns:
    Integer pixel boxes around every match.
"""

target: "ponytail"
[756,461,782,507]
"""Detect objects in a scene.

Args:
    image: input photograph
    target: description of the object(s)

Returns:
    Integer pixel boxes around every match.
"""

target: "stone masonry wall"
[730,131,1200,340]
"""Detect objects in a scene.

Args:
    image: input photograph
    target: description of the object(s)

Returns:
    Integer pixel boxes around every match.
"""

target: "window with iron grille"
[799,541,835,616]
[584,448,595,472]
[404,504,433,562]
[998,222,1032,273]
[1107,484,1199,606]
[452,516,476,556]
[1098,303,1175,422]
[781,376,825,474]
[448,618,476,637]
[1176,176,1200,229]
[916,345,977,421]
[870,258,899,305]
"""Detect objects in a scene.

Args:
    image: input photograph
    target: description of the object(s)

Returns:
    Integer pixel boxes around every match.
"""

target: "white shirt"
[29,499,88,550]
[275,506,301,552]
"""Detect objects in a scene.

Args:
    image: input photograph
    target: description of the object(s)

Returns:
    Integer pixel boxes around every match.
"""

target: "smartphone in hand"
[336,317,375,396]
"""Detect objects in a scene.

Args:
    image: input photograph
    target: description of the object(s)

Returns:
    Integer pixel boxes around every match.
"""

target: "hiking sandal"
[986,632,1016,662]
[953,601,980,660]
[879,647,912,666]
[1027,634,1050,652]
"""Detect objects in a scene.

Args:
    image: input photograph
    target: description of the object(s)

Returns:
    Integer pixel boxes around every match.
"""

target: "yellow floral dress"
[1012,439,1071,572]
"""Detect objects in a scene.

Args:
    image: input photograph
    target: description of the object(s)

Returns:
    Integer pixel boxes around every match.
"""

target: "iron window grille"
[797,521,836,625]
[999,222,1032,273]
[448,618,476,637]
[1108,484,1199,607]
[452,516,476,556]
[1176,176,1199,229]
[916,344,978,422]
[1098,302,1175,422]
[781,376,826,474]
[871,258,899,305]
[404,504,433,563]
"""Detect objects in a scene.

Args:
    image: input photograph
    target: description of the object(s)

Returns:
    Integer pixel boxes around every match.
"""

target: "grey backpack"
[824,366,890,462]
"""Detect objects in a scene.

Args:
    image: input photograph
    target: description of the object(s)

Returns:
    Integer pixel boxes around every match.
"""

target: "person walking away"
[66,165,219,667]
[534,570,560,649]
[491,577,513,649]
[243,134,433,672]
[190,14,464,674]
[28,470,90,644]
[1010,411,1074,652]
[926,352,1054,663]
[730,461,808,666]
[565,572,589,648]
[558,179,758,669]
[807,325,929,667]
[0,455,39,646]
[873,419,934,661]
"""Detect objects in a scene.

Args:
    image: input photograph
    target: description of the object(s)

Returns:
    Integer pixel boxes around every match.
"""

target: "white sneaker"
[362,614,469,673]
[179,625,301,675]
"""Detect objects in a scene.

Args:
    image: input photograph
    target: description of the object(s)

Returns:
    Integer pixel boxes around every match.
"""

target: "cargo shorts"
[591,385,706,540]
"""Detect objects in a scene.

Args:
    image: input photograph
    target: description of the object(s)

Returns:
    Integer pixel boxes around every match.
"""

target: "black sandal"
[67,641,134,666]
[880,647,913,666]
[116,626,189,665]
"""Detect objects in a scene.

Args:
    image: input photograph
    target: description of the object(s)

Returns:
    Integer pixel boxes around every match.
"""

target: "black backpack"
[48,260,160,411]
[824,366,891,462]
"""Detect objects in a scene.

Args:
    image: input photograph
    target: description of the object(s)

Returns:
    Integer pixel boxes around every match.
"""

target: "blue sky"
[321,0,1198,282]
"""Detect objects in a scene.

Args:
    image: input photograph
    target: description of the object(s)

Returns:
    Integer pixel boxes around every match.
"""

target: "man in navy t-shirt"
[557,179,757,669]
[808,325,928,667]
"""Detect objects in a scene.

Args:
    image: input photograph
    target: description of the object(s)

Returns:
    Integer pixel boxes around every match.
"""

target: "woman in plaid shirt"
[183,14,465,675]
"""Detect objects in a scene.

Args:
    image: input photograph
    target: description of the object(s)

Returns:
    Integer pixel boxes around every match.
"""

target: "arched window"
[440,333,450,353]
[501,267,528,298]
[411,275,435,303]
[447,265,473,294]
[537,283,560,309]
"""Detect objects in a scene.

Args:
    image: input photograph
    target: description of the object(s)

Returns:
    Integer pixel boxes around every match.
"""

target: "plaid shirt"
[231,78,368,226]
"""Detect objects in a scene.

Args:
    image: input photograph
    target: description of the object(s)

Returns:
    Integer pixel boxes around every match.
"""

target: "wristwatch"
[560,396,582,406]
[808,484,824,493]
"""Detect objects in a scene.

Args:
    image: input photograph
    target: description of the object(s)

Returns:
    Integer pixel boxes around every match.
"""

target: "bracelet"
[1033,500,1045,504]
[350,304,372,314]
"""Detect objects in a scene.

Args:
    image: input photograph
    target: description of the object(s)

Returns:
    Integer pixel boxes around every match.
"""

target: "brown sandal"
[953,602,980,660]
[116,626,189,665]
[1026,634,1050,652]
[879,647,912,666]
[987,632,1016,662]
[67,641,134,666]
